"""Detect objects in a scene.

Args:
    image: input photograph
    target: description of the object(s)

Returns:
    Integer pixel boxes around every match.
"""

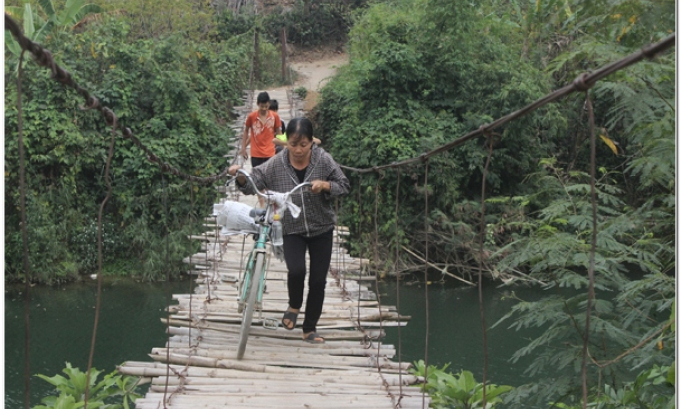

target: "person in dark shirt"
[229,117,350,343]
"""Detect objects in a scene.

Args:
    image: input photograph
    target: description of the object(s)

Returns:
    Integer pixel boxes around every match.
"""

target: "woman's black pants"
[282,228,334,333]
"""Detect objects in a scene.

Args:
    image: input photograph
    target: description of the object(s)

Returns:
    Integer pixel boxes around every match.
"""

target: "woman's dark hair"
[286,117,314,141]
[269,99,279,111]
[256,92,270,104]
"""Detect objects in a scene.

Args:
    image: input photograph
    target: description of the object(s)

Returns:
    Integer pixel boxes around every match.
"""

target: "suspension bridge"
[115,88,429,408]
[5,11,675,409]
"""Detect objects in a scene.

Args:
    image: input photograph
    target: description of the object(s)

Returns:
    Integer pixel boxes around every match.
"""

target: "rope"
[188,181,195,347]
[581,91,598,409]
[371,175,394,402]
[477,133,495,408]
[162,173,171,409]
[83,110,117,409]
[333,198,351,305]
[374,173,382,266]
[17,48,32,409]
[421,160,430,409]
[395,168,404,404]
[372,174,386,369]
[356,175,365,333]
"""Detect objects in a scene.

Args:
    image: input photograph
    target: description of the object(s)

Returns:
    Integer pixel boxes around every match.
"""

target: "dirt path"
[289,52,349,110]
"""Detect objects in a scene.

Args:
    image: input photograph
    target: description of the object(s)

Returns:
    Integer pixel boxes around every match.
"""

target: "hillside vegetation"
[312,0,675,407]
[4,0,364,282]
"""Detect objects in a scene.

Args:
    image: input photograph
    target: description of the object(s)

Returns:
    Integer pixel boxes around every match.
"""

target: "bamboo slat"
[149,347,409,370]
[164,342,396,358]
[162,319,385,340]
[118,362,420,385]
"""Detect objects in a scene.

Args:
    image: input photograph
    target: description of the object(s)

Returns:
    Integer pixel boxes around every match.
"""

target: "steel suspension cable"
[83,110,117,409]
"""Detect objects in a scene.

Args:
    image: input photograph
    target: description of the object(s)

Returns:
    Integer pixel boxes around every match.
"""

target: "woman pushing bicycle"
[228,117,350,344]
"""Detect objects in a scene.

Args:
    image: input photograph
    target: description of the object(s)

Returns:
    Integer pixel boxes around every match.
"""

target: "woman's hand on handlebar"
[229,165,249,186]
[228,164,241,176]
[310,180,330,194]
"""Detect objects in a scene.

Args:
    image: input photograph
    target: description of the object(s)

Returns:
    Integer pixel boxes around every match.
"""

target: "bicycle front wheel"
[236,251,266,360]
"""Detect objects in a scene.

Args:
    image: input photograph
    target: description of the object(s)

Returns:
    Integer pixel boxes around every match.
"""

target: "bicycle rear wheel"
[236,251,266,360]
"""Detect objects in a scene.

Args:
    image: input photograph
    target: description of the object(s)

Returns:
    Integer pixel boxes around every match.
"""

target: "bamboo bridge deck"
[117,90,430,408]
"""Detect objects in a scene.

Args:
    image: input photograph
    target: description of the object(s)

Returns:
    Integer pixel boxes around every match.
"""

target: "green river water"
[5,276,555,407]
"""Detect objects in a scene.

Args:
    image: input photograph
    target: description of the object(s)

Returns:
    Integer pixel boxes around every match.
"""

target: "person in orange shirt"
[241,92,282,168]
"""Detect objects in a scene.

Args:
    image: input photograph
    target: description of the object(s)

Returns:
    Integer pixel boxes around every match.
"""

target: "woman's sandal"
[281,310,298,331]
[303,332,325,344]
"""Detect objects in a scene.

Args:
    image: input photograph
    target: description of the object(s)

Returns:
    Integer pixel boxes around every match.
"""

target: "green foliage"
[310,2,675,407]
[260,0,366,48]
[214,1,366,57]
[490,161,674,406]
[316,0,558,270]
[549,364,675,409]
[40,0,103,29]
[94,0,216,40]
[212,10,298,87]
[5,14,248,282]
[69,218,122,273]
[293,86,308,100]
[5,0,103,63]
[33,362,141,409]
[5,3,51,62]
[410,361,512,409]
[215,9,254,39]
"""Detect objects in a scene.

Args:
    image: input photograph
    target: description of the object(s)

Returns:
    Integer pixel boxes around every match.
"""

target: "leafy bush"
[315,0,558,270]
[549,364,675,409]
[260,0,366,48]
[410,360,512,409]
[293,86,307,99]
[490,160,675,406]
[70,218,122,273]
[33,362,141,409]
[4,15,251,282]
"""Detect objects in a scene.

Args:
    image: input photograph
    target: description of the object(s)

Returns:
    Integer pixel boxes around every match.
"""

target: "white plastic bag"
[214,201,258,235]
[267,191,302,218]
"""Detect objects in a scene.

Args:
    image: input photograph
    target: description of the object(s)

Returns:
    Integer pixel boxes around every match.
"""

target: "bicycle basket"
[214,201,259,235]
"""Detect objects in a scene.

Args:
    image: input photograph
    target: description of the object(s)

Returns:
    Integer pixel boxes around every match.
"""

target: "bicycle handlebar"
[233,168,311,199]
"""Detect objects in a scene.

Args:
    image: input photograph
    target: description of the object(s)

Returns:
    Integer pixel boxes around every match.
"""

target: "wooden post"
[280,27,287,83]
[253,28,260,84]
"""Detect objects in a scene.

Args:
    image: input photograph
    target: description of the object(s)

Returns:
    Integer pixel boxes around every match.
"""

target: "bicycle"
[222,169,310,360]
